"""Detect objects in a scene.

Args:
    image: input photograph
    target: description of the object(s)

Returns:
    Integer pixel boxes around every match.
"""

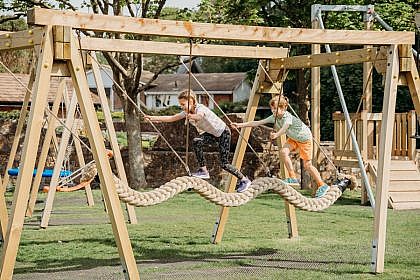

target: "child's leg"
[192,133,214,170]
[302,159,324,187]
[217,129,244,179]
[280,144,297,178]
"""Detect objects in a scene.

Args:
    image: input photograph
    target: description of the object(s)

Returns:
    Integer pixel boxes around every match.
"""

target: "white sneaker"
[237,177,251,193]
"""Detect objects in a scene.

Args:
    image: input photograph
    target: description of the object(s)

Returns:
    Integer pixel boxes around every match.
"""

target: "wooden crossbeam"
[270,47,388,70]
[80,37,288,58]
[0,28,43,51]
[27,8,414,45]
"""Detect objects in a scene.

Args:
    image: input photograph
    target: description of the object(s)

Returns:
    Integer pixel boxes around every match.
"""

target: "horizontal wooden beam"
[27,8,414,45]
[270,47,388,70]
[80,37,288,58]
[0,28,43,51]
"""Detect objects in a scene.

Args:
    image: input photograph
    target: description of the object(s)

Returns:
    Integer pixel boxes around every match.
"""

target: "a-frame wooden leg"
[405,56,420,116]
[67,32,139,279]
[371,45,399,273]
[211,62,265,244]
[0,26,54,280]
[0,67,35,238]
[26,79,65,217]
[90,52,138,224]
[40,93,78,228]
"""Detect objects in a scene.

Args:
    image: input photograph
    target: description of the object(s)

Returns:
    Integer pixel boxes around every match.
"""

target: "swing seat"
[7,168,72,178]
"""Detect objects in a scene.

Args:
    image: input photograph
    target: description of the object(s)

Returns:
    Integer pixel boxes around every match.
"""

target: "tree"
[0,0,196,189]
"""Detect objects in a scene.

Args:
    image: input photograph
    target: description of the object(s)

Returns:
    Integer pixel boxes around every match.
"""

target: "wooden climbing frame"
[0,7,417,279]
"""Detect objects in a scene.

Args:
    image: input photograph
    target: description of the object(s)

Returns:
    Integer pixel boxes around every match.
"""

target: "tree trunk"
[124,99,147,189]
[296,69,311,190]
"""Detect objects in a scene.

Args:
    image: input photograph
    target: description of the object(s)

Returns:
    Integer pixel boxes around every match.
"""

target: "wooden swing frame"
[0,7,417,279]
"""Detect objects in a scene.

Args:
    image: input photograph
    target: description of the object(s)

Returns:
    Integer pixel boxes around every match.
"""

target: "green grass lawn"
[4,187,420,279]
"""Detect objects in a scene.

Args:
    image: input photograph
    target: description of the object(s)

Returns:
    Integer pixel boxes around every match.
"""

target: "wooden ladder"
[367,159,420,210]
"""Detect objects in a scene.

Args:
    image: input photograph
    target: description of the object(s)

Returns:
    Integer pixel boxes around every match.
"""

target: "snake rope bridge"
[81,164,356,212]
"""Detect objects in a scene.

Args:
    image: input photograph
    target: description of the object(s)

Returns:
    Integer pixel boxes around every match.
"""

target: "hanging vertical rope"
[185,38,193,170]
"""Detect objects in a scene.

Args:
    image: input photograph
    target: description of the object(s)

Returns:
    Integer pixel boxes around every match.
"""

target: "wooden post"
[0,26,54,280]
[211,62,265,244]
[67,30,139,279]
[372,44,399,274]
[40,93,78,228]
[26,79,65,217]
[271,86,298,238]
[90,51,138,224]
[363,13,373,112]
[311,6,321,169]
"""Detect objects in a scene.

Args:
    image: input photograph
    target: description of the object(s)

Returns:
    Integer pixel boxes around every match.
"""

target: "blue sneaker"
[191,168,210,179]
[282,178,299,185]
[237,177,251,193]
[315,184,330,198]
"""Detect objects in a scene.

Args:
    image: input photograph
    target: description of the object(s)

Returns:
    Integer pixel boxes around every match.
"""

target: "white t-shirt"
[178,104,226,137]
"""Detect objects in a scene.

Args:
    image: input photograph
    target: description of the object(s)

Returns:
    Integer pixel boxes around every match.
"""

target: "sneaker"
[315,184,330,198]
[237,177,251,193]
[282,178,299,184]
[191,168,210,179]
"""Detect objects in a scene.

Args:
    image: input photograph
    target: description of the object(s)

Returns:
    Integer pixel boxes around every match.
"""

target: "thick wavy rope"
[81,164,355,212]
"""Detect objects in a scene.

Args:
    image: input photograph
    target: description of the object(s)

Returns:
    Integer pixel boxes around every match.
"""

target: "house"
[144,73,251,110]
[0,73,100,115]
[86,65,154,112]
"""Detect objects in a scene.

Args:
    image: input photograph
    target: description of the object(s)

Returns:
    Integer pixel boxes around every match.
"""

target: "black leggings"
[192,128,244,179]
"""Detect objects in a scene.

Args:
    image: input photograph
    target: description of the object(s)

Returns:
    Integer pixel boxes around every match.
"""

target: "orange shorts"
[285,138,313,161]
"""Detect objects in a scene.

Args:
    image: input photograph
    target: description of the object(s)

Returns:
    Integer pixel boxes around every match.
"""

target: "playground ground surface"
[3,186,419,280]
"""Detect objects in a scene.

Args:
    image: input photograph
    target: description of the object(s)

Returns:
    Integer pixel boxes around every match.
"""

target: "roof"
[86,65,154,89]
[145,73,248,94]
[0,73,100,104]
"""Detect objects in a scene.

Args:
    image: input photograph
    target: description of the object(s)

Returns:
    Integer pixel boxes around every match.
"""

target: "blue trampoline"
[8,168,72,178]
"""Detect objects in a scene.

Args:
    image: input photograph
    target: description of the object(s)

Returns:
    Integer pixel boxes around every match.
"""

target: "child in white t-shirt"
[145,90,251,192]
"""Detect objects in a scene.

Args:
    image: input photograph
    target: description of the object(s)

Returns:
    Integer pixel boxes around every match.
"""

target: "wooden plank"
[389,192,420,203]
[311,17,321,167]
[401,113,407,156]
[363,20,373,112]
[394,114,401,156]
[405,56,420,116]
[27,8,415,45]
[333,149,357,158]
[391,202,420,210]
[0,28,43,51]
[407,110,416,160]
[369,160,418,171]
[389,181,420,192]
[90,51,137,224]
[212,62,265,244]
[271,47,388,69]
[26,80,64,217]
[80,37,288,59]
[67,32,139,279]
[0,26,53,280]
[389,171,420,181]
[372,44,399,274]
[333,159,360,168]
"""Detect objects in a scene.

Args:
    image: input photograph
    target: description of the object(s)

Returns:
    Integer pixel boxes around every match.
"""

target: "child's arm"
[144,113,184,123]
[270,123,290,139]
[231,119,270,129]
[186,111,205,121]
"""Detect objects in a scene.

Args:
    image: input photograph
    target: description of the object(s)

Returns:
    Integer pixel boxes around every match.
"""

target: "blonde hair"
[178,89,197,104]
[269,95,288,109]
